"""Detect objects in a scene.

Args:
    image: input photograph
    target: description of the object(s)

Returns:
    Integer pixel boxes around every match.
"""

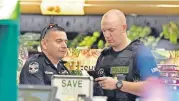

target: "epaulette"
[34,54,41,57]
[28,53,41,61]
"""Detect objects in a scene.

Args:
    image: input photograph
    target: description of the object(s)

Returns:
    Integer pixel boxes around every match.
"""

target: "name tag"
[45,71,53,75]
[110,66,129,74]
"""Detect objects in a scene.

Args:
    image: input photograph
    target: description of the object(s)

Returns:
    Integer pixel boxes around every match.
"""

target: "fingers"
[95,77,107,82]
[95,77,109,89]
[98,80,104,84]
[97,79,107,89]
[100,83,107,89]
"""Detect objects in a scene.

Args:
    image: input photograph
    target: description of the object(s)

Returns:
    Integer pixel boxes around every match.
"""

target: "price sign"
[41,0,85,15]
[158,64,177,71]
[51,75,93,101]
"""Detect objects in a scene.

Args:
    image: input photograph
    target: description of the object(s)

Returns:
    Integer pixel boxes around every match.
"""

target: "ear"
[41,39,47,50]
[122,24,127,33]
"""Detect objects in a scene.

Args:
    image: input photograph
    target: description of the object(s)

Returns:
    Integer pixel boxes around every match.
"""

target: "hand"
[95,77,118,90]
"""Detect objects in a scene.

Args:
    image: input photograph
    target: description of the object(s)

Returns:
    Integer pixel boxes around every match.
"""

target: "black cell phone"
[87,71,100,79]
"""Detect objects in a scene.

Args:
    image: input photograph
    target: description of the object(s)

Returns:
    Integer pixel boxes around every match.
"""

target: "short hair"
[40,24,65,40]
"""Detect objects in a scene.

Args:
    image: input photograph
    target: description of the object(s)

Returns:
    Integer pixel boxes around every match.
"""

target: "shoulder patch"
[28,61,39,74]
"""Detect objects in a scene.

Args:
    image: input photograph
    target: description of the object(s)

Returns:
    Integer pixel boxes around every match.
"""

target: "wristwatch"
[116,80,123,90]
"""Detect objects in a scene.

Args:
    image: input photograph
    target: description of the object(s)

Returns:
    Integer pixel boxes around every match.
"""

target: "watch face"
[117,81,122,88]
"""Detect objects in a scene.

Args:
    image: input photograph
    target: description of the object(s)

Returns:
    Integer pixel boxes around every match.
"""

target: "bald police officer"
[20,24,70,85]
[94,9,160,101]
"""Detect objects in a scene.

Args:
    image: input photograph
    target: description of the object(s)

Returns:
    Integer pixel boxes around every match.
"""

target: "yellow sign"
[110,66,129,74]
[41,0,85,15]
[63,48,101,71]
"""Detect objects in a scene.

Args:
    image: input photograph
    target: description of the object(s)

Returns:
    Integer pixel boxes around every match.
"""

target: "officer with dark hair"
[20,24,70,85]
[94,9,160,101]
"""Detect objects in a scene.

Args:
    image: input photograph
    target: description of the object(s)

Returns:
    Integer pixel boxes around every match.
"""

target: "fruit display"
[127,21,179,48]
[161,21,179,44]
[97,40,104,49]
[68,34,84,48]
[70,31,105,49]
[127,25,165,48]
[78,32,100,48]
[127,25,152,41]
[19,32,41,52]
[19,21,179,53]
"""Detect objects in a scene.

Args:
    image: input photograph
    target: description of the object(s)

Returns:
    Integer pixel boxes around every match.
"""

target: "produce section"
[161,21,179,44]
[19,20,179,52]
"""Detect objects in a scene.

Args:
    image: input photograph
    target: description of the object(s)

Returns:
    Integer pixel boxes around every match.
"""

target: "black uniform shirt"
[19,53,70,85]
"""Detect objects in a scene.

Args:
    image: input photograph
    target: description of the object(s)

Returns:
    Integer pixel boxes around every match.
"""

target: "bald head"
[101,9,128,49]
[101,9,126,26]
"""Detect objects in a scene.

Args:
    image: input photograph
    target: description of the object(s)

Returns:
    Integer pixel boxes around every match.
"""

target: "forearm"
[120,81,146,96]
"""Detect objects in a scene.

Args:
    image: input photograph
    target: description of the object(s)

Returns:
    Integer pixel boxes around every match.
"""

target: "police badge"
[28,62,39,74]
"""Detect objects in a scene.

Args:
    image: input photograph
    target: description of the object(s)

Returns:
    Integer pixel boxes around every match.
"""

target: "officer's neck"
[112,38,131,52]
[43,51,60,64]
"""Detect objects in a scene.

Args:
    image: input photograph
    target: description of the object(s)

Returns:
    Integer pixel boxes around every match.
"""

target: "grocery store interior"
[1,0,179,101]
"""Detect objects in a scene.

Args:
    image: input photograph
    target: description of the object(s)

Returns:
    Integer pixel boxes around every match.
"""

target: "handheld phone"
[87,71,100,79]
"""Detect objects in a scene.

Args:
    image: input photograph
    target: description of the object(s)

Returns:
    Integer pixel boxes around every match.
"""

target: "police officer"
[94,9,160,101]
[20,24,70,85]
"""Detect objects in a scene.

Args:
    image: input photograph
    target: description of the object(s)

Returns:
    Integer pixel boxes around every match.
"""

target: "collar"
[41,52,67,65]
